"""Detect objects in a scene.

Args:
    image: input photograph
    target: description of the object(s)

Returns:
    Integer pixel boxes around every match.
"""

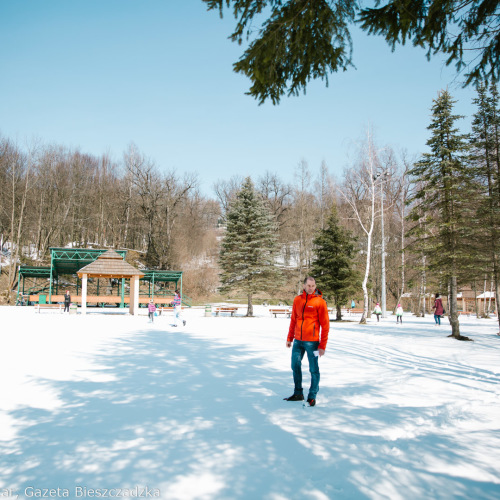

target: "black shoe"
[183,320,186,326]
[307,398,316,407]
[283,394,304,401]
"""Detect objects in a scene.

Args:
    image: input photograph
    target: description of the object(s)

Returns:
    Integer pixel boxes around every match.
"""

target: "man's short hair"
[303,276,316,284]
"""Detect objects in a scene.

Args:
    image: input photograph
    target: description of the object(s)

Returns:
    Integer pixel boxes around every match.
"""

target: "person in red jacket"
[284,276,329,407]
[432,293,444,325]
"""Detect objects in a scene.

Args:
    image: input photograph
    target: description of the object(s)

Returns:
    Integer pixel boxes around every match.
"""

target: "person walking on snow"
[373,303,382,322]
[172,289,186,327]
[432,293,444,325]
[63,290,71,313]
[148,299,156,323]
[396,304,403,324]
[284,276,329,407]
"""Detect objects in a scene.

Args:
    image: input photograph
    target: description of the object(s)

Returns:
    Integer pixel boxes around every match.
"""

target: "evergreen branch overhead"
[203,0,499,104]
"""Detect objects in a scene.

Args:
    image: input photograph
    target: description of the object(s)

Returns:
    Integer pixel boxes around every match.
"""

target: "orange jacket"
[287,290,329,350]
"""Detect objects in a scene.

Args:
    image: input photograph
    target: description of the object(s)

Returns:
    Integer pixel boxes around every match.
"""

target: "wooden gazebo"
[77,250,144,315]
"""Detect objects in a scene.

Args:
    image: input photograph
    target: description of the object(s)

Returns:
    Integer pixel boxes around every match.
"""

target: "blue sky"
[0,0,478,195]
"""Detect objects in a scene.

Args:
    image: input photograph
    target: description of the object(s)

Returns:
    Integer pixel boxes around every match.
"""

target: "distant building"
[457,287,496,314]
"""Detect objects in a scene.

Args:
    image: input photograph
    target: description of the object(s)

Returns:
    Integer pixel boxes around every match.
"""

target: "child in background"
[148,299,156,323]
[396,304,403,324]
[172,289,186,327]
[373,303,382,322]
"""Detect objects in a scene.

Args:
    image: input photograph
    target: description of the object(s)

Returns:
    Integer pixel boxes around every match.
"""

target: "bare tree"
[213,175,244,223]
[337,132,382,324]
[257,171,293,229]
[395,152,416,308]
[8,139,40,294]
[291,160,320,289]
[124,143,164,266]
[155,171,198,268]
[314,160,336,230]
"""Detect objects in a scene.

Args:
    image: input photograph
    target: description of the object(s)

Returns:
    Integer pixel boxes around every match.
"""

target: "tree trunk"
[448,276,471,340]
[247,292,253,317]
[483,276,487,317]
[473,281,478,318]
[336,303,342,321]
[420,256,426,317]
[495,281,500,335]
[449,277,460,337]
[360,228,372,325]
[488,276,493,316]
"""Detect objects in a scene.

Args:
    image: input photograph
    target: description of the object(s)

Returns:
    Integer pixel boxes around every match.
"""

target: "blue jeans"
[434,314,441,325]
[291,340,320,400]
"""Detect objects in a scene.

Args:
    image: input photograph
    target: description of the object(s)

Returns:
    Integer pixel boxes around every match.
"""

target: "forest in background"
[0,134,411,307]
[1,84,499,317]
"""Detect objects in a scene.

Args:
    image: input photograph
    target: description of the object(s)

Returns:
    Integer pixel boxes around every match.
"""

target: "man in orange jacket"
[284,276,329,407]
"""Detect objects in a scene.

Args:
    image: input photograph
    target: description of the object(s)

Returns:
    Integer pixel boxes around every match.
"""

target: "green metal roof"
[18,248,182,282]
[18,266,52,278]
[141,270,183,283]
[50,247,127,276]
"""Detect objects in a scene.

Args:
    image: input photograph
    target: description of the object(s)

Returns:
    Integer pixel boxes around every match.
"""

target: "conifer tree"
[407,90,480,340]
[204,0,499,104]
[219,177,283,316]
[311,205,360,320]
[470,82,500,331]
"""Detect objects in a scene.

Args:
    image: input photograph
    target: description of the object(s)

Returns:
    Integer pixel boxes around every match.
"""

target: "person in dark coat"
[64,290,71,313]
[432,293,444,325]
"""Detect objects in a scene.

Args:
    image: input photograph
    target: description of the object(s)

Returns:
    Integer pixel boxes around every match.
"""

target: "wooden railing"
[28,295,174,305]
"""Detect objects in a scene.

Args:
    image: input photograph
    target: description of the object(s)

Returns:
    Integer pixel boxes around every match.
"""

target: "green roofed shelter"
[17,248,126,302]
[16,247,185,309]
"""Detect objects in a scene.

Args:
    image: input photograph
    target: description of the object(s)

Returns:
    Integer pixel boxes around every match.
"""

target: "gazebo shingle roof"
[77,250,144,278]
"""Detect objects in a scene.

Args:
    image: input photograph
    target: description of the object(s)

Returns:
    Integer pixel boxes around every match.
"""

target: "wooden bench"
[35,303,63,313]
[346,308,364,315]
[458,311,471,317]
[138,297,174,305]
[157,306,183,315]
[269,308,291,318]
[215,307,238,316]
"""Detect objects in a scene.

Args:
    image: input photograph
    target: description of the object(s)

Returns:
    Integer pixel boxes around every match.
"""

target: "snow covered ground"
[0,306,499,500]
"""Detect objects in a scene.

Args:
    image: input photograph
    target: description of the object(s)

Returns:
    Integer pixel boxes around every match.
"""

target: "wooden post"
[129,277,134,315]
[81,274,88,315]
[134,275,139,315]
[129,275,140,316]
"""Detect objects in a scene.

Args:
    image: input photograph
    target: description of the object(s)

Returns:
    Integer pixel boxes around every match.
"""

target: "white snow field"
[0,306,499,500]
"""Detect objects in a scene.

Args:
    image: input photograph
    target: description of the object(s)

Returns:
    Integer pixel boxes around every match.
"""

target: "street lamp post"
[380,179,386,318]
[374,170,389,318]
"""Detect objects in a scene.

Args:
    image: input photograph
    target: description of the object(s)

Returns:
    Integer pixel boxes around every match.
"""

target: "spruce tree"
[219,177,283,316]
[407,90,480,340]
[311,205,360,320]
[204,1,499,104]
[471,82,500,331]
